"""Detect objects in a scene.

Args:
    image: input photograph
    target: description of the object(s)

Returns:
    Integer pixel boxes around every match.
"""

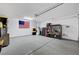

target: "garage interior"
[0,3,79,55]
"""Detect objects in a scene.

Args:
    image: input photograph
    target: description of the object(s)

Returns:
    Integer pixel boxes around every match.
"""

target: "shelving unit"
[41,23,62,39]
[0,17,9,47]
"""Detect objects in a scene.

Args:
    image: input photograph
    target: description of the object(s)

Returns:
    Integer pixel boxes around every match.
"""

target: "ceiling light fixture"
[35,3,64,17]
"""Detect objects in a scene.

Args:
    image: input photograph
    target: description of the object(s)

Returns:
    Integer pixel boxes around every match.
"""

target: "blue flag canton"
[19,21,24,25]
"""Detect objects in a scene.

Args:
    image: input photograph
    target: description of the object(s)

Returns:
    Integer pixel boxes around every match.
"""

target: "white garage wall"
[7,18,37,37]
[40,16,78,41]
[78,17,79,40]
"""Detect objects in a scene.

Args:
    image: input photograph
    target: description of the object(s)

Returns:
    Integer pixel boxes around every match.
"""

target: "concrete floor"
[0,35,79,55]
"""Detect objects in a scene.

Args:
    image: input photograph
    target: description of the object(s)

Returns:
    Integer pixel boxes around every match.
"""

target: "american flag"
[19,20,30,28]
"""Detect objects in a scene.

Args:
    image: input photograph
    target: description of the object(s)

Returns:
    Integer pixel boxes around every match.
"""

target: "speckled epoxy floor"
[0,35,79,55]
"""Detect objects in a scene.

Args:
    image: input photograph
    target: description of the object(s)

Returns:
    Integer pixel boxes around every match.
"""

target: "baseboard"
[61,38,79,42]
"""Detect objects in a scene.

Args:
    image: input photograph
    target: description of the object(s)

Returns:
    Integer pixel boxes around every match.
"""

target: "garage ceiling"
[0,3,79,21]
[0,3,56,18]
[36,3,79,22]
